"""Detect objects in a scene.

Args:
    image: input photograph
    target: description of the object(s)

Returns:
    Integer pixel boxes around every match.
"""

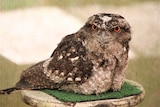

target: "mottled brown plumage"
[0,13,131,95]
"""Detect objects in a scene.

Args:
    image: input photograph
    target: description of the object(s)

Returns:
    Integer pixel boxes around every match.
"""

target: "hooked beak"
[97,31,113,43]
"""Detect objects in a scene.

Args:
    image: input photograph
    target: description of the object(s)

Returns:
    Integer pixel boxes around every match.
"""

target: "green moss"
[42,82,141,102]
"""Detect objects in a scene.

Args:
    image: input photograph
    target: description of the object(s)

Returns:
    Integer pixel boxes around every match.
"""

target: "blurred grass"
[0,0,159,11]
[0,55,160,107]
[126,56,160,107]
[0,55,30,107]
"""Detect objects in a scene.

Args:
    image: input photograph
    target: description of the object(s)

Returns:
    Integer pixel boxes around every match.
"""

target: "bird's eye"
[92,24,97,30]
[113,26,121,33]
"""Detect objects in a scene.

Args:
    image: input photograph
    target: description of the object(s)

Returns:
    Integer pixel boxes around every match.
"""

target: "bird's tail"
[0,87,18,94]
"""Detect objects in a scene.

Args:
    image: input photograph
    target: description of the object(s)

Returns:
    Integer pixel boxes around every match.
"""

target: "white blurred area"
[0,7,82,64]
[0,2,159,64]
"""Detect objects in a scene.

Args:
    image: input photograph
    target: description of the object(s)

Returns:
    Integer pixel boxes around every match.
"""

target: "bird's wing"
[43,34,93,84]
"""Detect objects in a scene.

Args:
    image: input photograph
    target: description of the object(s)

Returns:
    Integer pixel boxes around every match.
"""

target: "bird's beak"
[99,31,113,43]
[101,31,106,42]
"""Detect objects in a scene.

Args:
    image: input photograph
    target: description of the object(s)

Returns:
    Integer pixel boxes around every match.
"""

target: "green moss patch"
[42,82,141,102]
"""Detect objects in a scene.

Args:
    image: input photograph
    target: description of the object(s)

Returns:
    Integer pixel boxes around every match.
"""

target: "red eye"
[114,26,121,33]
[92,24,97,30]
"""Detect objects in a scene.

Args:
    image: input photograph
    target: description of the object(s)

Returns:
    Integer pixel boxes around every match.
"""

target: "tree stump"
[21,79,145,107]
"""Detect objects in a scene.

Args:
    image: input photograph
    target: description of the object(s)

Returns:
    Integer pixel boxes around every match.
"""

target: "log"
[21,79,145,107]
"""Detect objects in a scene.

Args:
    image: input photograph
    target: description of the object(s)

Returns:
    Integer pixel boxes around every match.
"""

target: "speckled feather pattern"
[0,13,131,95]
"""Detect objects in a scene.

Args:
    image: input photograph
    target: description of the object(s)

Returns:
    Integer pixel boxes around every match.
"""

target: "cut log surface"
[21,79,145,107]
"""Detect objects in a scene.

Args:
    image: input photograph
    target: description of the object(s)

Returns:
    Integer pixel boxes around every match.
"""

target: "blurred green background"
[0,0,160,107]
[0,0,159,11]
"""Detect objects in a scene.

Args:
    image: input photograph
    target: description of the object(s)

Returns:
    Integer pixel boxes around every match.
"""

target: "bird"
[0,13,131,95]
